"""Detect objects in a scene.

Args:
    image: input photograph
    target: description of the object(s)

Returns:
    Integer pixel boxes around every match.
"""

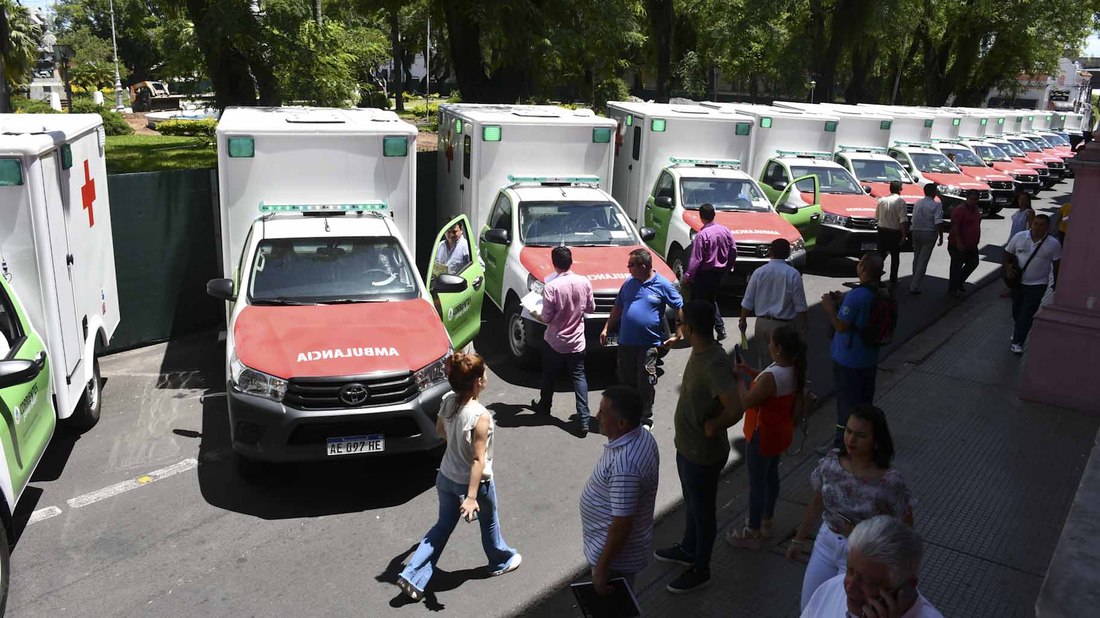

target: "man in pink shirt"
[683,203,736,340]
[532,246,596,436]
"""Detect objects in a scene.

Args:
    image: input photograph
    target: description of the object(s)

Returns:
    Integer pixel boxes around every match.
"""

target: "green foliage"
[155,119,218,137]
[57,25,123,91]
[70,99,134,136]
[674,51,707,98]
[594,78,631,112]
[358,86,391,110]
[2,0,44,90]
[104,135,216,174]
[12,96,61,114]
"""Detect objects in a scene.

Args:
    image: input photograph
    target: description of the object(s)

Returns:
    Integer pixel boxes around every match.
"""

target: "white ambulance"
[209,107,484,469]
[435,104,675,366]
[0,114,120,600]
[606,101,804,279]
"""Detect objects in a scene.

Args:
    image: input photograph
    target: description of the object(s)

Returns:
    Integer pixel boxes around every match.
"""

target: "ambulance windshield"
[909,153,961,174]
[790,165,863,194]
[519,201,638,247]
[996,141,1026,157]
[1043,134,1068,146]
[972,144,1012,162]
[679,178,771,212]
[850,159,913,183]
[940,147,984,167]
[1008,138,1040,153]
[248,237,419,304]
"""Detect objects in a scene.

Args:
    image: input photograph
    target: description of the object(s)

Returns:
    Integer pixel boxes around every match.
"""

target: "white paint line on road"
[66,458,198,509]
[28,506,62,525]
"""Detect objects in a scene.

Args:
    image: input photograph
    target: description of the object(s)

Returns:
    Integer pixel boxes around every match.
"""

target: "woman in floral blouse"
[786,404,913,610]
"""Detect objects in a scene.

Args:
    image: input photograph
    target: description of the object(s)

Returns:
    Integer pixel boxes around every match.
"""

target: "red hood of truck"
[956,166,1013,183]
[681,210,801,243]
[862,182,924,204]
[233,300,450,379]
[803,192,878,217]
[1014,157,1048,171]
[519,246,677,294]
[918,172,988,190]
[990,161,1038,176]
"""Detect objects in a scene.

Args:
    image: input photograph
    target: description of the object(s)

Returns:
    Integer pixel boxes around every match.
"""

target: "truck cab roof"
[258,212,400,239]
[507,183,615,204]
[216,106,413,135]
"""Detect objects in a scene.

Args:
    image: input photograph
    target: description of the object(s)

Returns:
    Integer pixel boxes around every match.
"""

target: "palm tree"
[1,0,44,113]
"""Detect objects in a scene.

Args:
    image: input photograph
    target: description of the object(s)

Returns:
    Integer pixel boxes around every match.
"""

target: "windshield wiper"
[251,297,313,306]
[322,298,390,304]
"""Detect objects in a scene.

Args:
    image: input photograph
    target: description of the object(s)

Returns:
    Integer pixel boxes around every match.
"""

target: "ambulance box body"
[212,107,485,466]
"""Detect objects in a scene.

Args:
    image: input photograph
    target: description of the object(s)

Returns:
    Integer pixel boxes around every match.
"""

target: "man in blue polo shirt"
[822,253,884,448]
[600,248,683,426]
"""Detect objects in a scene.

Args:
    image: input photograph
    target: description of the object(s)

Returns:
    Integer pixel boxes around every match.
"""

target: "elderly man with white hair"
[801,515,943,618]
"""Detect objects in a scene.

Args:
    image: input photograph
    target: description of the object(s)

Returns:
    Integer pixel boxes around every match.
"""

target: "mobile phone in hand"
[733,344,743,365]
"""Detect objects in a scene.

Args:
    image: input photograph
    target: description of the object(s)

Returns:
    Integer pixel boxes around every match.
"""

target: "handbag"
[1003,235,1048,289]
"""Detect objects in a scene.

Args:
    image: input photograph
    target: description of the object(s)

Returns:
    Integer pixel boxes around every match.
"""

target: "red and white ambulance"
[435,104,674,366]
[209,107,485,469]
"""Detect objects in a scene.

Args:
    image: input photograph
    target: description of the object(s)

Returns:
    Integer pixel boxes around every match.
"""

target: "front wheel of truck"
[66,356,101,433]
[505,297,539,369]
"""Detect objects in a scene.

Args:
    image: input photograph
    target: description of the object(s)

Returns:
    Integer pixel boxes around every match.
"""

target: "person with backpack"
[821,253,893,449]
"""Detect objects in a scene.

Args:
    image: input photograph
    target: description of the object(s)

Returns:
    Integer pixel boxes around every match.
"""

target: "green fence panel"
[106,169,221,352]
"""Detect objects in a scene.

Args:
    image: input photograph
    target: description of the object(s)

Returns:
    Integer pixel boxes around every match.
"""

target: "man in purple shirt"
[532,246,596,436]
[683,203,736,340]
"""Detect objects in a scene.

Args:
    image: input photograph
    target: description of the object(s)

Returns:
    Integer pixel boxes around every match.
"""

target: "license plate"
[860,241,877,251]
[995,196,1011,204]
[326,434,384,456]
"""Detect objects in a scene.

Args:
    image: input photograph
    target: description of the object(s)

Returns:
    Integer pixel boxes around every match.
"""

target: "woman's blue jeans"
[399,471,517,593]
[746,433,780,528]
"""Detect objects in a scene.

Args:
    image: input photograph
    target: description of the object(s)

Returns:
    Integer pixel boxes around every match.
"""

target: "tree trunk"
[439,0,488,101]
[390,6,404,112]
[313,0,322,25]
[645,0,674,102]
[185,0,257,108]
[0,5,10,113]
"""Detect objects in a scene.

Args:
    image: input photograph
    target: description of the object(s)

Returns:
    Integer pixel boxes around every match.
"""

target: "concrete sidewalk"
[523,281,1099,617]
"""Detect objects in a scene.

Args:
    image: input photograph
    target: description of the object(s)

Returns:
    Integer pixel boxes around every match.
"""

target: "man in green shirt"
[655,299,743,594]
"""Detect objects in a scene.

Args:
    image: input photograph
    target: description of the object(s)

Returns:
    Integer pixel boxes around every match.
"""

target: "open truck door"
[774,174,822,249]
[427,215,485,350]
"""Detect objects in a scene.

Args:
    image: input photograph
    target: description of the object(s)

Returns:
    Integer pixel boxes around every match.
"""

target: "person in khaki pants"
[739,239,809,366]
[875,180,909,288]
[908,183,944,295]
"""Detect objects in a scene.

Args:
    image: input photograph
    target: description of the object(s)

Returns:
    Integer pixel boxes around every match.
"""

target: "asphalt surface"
[6,181,1073,616]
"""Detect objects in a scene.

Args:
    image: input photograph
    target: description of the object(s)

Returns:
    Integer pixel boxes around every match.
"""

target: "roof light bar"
[668,157,741,169]
[507,174,600,185]
[837,145,886,153]
[930,138,963,143]
[258,201,388,213]
[775,149,831,160]
[892,140,933,148]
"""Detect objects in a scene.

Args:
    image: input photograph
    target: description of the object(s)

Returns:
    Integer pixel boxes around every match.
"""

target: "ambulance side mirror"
[431,273,468,295]
[653,196,673,209]
[639,227,656,241]
[776,203,798,215]
[206,278,236,302]
[483,229,511,245]
[863,185,872,194]
[0,354,44,389]
[770,181,788,192]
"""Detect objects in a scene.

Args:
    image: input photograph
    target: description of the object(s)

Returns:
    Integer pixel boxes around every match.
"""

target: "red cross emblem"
[444,131,454,173]
[80,160,96,227]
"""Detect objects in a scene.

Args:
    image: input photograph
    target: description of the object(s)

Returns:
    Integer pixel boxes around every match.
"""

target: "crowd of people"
[396,182,1067,613]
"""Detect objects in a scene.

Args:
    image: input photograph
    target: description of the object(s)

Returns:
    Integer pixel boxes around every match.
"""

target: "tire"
[504,297,539,368]
[0,522,8,615]
[65,356,101,433]
[668,247,687,284]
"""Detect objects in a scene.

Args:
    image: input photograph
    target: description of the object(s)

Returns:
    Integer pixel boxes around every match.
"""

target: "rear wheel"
[668,247,687,284]
[505,297,539,368]
[65,356,101,433]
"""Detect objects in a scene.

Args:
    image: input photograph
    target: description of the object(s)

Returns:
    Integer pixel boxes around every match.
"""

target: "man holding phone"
[801,515,943,617]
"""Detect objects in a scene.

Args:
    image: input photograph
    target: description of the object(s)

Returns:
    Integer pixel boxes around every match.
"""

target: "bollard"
[92,91,104,105]
[49,92,62,111]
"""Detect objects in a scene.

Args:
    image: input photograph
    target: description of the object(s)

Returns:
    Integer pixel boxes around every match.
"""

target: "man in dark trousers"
[654,300,742,594]
[948,189,982,297]
[682,203,736,340]
[875,180,909,287]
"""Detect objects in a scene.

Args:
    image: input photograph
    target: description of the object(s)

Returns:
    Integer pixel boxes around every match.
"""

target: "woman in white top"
[397,352,521,601]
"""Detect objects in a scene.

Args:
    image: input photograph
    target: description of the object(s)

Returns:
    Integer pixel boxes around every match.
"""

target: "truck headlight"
[527,274,544,295]
[938,184,963,197]
[230,354,287,402]
[822,213,849,226]
[689,229,698,243]
[414,352,451,391]
[792,238,805,253]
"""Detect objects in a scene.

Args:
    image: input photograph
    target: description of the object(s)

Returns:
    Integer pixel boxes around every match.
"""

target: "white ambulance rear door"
[37,151,82,378]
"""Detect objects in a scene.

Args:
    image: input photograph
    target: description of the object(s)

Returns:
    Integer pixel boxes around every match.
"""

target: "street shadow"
[153,329,224,392]
[377,543,492,611]
[8,485,44,547]
[487,401,590,437]
[979,243,1006,265]
[30,427,81,482]
[802,254,859,279]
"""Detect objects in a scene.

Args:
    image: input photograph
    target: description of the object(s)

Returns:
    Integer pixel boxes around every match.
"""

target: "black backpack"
[853,283,898,348]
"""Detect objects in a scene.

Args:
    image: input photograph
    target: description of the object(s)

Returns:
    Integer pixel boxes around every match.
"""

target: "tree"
[1,0,43,113]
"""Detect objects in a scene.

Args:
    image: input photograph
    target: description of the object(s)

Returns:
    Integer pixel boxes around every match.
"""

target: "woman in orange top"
[726,325,807,549]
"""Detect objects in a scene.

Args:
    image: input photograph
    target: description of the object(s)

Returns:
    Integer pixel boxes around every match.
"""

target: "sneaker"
[397,576,424,602]
[489,553,522,577]
[666,567,711,594]
[725,526,763,549]
[1010,343,1024,355]
[574,419,589,438]
[654,544,694,566]
[716,330,728,342]
[530,399,550,415]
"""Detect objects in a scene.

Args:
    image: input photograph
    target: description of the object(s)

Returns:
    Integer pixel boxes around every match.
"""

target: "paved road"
[7,182,1072,616]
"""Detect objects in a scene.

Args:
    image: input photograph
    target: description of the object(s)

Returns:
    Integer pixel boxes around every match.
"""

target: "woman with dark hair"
[397,352,521,601]
[726,326,807,549]
[785,404,913,610]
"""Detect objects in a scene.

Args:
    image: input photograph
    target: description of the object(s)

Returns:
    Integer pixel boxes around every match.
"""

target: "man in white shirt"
[802,515,943,618]
[435,222,470,275]
[739,239,809,365]
[875,181,910,288]
[1003,214,1061,355]
[907,183,943,295]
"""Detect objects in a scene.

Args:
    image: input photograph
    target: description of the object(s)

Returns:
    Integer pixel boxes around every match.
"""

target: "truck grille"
[287,417,423,444]
[1035,168,1049,177]
[846,217,878,231]
[1015,174,1037,184]
[284,372,417,410]
[594,292,617,314]
[735,241,770,259]
[1047,160,1064,170]
[987,180,1013,190]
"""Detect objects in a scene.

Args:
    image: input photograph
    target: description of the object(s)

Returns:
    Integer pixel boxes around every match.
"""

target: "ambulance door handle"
[628,164,632,171]
[66,253,74,266]
[472,276,484,290]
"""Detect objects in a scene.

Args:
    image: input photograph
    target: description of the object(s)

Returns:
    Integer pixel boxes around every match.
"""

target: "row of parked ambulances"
[202,102,1084,477]
[0,114,121,611]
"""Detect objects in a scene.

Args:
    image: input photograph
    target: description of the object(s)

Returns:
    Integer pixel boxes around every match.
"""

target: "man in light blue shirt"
[435,222,470,274]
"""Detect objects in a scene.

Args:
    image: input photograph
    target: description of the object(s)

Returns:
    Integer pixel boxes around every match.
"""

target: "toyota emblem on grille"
[339,383,370,406]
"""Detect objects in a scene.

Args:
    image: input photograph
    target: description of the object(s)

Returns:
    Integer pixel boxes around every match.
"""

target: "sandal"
[725,526,763,549]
